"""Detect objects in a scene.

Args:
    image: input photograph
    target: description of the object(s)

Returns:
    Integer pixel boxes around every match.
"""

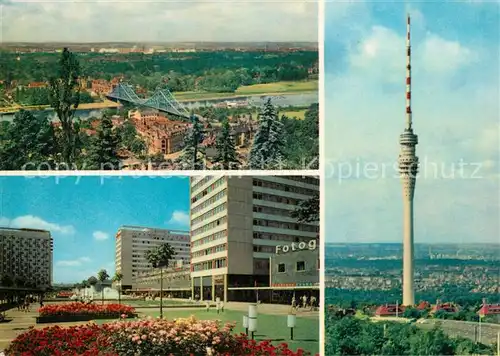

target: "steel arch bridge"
[106,83,190,119]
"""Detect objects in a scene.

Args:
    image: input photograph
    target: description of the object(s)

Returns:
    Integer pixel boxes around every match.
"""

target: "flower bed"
[6,317,318,356]
[36,302,136,323]
[5,324,117,356]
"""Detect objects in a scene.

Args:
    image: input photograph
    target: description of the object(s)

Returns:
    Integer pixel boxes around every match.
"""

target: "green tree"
[212,117,240,169]
[248,99,286,169]
[87,276,98,298]
[84,115,120,170]
[292,194,319,223]
[301,103,319,169]
[177,115,204,170]
[14,277,25,288]
[96,269,109,305]
[112,272,123,305]
[81,279,89,298]
[0,274,13,287]
[402,307,422,319]
[144,243,176,319]
[115,119,147,156]
[0,110,57,170]
[48,48,82,165]
[409,327,454,355]
[281,103,319,169]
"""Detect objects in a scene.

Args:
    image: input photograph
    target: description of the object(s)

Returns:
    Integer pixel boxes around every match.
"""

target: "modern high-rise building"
[0,227,53,289]
[399,14,419,306]
[189,176,319,302]
[115,226,190,289]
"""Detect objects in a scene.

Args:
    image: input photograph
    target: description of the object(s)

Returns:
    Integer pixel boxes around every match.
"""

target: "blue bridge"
[106,83,190,119]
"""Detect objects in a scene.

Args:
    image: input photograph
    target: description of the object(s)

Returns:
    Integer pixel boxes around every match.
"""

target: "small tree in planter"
[112,272,123,305]
[97,269,109,305]
[145,243,176,319]
[87,276,98,302]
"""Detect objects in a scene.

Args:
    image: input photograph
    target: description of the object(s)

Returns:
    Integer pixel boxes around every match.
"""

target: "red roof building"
[28,81,48,88]
[417,301,430,310]
[478,303,500,317]
[431,302,459,314]
[375,304,405,317]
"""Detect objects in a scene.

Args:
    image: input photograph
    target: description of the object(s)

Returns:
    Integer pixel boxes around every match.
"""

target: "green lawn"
[98,309,319,354]
[124,299,192,307]
[279,109,307,120]
[174,80,318,102]
[236,81,317,95]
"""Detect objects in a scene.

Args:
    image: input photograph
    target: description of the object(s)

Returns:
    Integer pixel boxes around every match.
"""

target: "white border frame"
[0,0,325,353]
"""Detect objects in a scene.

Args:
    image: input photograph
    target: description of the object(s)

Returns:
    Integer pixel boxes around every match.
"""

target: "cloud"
[420,33,477,74]
[0,215,75,235]
[347,25,476,85]
[167,210,190,227]
[1,0,318,42]
[54,260,115,283]
[56,256,91,267]
[324,3,499,244]
[93,231,109,241]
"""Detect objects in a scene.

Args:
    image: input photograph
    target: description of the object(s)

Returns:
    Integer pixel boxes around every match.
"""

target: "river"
[0,92,318,121]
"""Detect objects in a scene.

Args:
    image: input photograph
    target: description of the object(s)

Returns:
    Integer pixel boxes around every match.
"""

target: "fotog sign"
[275,239,317,254]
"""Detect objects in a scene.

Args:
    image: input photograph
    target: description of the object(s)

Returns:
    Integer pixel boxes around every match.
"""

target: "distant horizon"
[1,1,318,42]
[1,41,318,45]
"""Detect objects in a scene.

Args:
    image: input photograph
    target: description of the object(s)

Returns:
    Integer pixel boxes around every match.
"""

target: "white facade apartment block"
[189,176,320,280]
[0,228,53,289]
[115,226,190,287]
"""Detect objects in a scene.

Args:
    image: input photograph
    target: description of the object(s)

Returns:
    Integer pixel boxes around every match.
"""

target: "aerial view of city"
[0,175,320,355]
[0,1,319,170]
[324,2,499,355]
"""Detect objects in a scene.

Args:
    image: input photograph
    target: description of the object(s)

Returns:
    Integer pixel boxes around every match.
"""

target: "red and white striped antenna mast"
[406,13,412,130]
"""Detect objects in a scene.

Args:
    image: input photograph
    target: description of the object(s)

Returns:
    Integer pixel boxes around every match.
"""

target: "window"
[278,263,286,273]
[296,261,306,272]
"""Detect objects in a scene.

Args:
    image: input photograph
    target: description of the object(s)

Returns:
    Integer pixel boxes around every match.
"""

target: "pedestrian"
[310,296,316,311]
[24,296,30,313]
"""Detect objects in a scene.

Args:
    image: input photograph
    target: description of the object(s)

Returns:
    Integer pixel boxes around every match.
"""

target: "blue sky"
[1,0,317,42]
[0,176,190,283]
[324,1,499,244]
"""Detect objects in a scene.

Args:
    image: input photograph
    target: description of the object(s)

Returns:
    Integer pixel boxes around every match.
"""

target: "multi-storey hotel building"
[0,228,53,289]
[115,226,190,289]
[190,176,319,302]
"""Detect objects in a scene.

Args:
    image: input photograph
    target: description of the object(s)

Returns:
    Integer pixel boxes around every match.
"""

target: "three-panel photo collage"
[0,1,498,355]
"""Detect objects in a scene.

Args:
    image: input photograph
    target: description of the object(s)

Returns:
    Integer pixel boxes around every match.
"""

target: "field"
[175,80,318,102]
[417,319,500,345]
[98,308,319,354]
[279,109,307,120]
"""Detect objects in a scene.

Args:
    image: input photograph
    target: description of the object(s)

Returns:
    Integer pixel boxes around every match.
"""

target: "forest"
[326,313,495,355]
[0,51,318,93]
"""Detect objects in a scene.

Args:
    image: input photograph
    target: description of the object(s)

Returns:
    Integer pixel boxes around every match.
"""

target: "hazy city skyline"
[1,0,318,42]
[0,176,190,283]
[324,2,499,244]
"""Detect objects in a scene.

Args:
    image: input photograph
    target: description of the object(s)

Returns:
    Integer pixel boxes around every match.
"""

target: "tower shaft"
[399,14,418,306]
[402,198,415,306]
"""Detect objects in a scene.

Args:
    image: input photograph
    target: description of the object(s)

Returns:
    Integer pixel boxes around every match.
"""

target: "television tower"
[399,14,419,306]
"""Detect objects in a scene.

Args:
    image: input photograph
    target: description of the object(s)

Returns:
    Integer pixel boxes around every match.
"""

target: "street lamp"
[242,315,249,335]
[287,313,297,340]
[248,304,258,340]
